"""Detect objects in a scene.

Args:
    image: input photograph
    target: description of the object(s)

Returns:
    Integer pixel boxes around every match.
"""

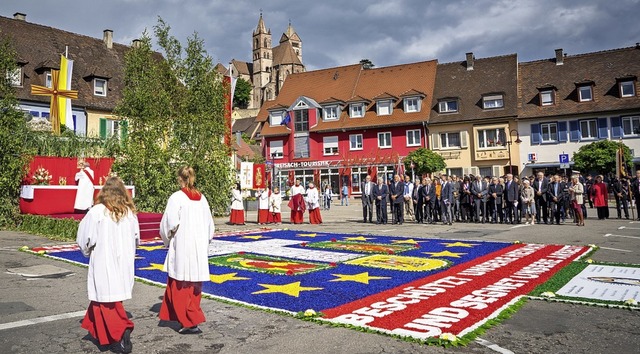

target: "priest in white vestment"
[74,160,95,213]
[159,166,214,335]
[77,176,139,353]
[288,179,306,224]
[305,182,323,224]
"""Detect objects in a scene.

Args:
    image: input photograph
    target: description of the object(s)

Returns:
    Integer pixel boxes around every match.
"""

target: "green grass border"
[15,214,79,241]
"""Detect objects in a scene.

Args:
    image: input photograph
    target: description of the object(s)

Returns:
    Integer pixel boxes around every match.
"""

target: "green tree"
[572,140,633,176]
[359,58,375,69]
[233,77,252,108]
[0,38,32,226]
[404,148,446,176]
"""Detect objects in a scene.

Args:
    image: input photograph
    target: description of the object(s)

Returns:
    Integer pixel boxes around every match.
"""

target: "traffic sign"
[560,163,570,169]
[559,154,570,163]
[528,152,537,161]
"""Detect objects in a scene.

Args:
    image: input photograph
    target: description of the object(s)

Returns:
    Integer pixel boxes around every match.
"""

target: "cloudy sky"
[3,0,640,70]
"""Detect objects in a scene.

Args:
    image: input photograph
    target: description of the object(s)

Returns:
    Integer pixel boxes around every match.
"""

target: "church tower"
[280,22,302,63]
[252,13,272,108]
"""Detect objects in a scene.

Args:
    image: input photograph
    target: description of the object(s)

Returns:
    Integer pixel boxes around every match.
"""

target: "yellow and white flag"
[57,54,75,131]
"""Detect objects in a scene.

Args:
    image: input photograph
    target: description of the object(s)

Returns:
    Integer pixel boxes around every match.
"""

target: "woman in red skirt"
[229,183,245,225]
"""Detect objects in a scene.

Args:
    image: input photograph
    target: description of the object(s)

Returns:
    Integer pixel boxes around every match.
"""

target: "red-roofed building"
[256,60,437,196]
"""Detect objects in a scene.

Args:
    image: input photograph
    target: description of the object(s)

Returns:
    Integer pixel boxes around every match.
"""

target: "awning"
[524,161,575,168]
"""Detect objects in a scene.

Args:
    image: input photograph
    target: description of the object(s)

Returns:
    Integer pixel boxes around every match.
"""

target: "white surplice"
[290,185,305,196]
[160,191,214,282]
[74,167,95,210]
[269,192,282,213]
[76,204,140,302]
[257,189,269,210]
[305,187,320,210]
[230,189,244,210]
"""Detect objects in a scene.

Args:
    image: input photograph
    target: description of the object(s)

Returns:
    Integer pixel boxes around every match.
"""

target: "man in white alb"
[74,160,95,213]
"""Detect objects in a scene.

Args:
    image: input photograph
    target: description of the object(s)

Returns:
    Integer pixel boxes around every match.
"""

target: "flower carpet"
[30,229,591,344]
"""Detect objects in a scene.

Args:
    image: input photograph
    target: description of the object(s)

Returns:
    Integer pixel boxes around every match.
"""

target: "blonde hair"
[178,166,196,191]
[97,176,136,222]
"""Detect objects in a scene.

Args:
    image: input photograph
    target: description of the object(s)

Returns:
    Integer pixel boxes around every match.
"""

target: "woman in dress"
[460,176,472,222]
[77,176,139,353]
[520,179,536,225]
[159,166,215,334]
[569,175,585,226]
[229,183,245,225]
[591,175,609,220]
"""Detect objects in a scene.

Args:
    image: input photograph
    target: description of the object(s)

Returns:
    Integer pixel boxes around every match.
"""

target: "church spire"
[255,11,269,35]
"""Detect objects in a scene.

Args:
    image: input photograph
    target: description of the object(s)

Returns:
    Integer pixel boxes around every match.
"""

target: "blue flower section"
[49,230,511,313]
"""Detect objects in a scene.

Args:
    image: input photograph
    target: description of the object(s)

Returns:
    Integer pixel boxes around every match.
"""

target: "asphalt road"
[1,201,638,354]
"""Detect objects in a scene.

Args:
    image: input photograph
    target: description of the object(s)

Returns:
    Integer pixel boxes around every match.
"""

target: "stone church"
[229,14,306,109]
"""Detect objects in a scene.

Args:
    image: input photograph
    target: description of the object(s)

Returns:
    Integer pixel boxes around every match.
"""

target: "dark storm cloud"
[3,0,640,70]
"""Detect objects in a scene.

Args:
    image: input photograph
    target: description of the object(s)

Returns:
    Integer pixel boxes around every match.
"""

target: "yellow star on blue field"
[209,272,250,284]
[138,263,165,271]
[391,239,422,245]
[344,236,374,242]
[252,281,323,297]
[329,272,390,284]
[422,250,466,258]
[137,245,165,251]
[242,235,267,240]
[296,233,319,238]
[440,242,478,248]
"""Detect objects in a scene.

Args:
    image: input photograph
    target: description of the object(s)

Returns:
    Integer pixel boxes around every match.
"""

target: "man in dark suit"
[471,174,488,223]
[440,175,454,225]
[488,176,504,224]
[632,170,640,221]
[547,174,566,225]
[533,171,549,224]
[373,177,389,224]
[389,174,405,224]
[421,177,436,224]
[361,175,375,223]
[414,178,424,223]
[504,173,519,224]
[611,176,630,219]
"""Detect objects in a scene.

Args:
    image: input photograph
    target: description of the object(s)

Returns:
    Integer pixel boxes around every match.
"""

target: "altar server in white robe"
[229,183,245,225]
[159,166,214,335]
[77,176,139,353]
[306,182,323,224]
[288,179,306,224]
[74,160,95,213]
[256,188,270,224]
[268,187,283,224]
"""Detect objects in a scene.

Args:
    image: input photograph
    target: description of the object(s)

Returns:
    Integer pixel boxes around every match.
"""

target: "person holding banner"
[229,183,245,225]
[256,188,270,225]
[288,179,306,224]
[74,160,95,214]
[632,170,640,220]
[306,182,323,224]
[268,187,283,224]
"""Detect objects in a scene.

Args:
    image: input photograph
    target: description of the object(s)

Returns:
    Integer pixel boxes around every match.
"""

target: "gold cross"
[31,69,78,135]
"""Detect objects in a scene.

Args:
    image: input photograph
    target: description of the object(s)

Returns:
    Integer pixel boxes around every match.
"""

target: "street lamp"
[505,129,522,175]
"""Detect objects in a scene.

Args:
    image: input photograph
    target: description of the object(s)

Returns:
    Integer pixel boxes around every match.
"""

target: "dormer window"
[620,80,636,98]
[377,99,392,116]
[404,97,420,113]
[438,99,458,113]
[323,105,339,120]
[45,71,53,88]
[94,78,107,96]
[540,90,555,106]
[350,103,364,118]
[269,110,284,126]
[7,67,22,87]
[575,80,594,102]
[482,94,504,109]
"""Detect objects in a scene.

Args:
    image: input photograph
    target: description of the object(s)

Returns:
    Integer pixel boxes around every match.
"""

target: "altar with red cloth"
[20,185,136,215]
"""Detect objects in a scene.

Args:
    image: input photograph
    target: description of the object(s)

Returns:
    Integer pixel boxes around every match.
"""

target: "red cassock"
[257,209,269,224]
[81,301,134,346]
[159,277,205,328]
[229,209,245,225]
[309,208,323,224]
[288,194,306,224]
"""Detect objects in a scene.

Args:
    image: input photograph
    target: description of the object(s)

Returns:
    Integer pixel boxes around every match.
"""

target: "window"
[440,132,461,148]
[351,167,368,193]
[578,86,593,102]
[323,136,339,155]
[269,111,284,126]
[349,134,363,150]
[404,97,420,113]
[100,119,120,139]
[377,100,392,116]
[482,95,504,109]
[294,134,309,158]
[269,140,284,159]
[94,78,107,96]
[294,110,309,131]
[541,123,558,142]
[620,81,636,97]
[45,71,52,88]
[406,129,421,146]
[540,90,554,106]
[477,128,506,148]
[438,100,458,113]
[7,67,21,86]
[446,168,463,177]
[323,105,339,120]
[622,116,640,136]
[350,103,364,118]
[580,119,597,139]
[378,132,392,148]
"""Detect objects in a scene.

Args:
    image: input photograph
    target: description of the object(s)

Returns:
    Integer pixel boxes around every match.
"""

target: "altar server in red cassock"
[288,179,306,224]
[229,183,245,225]
[74,160,95,213]
[159,166,215,334]
[268,187,283,224]
[256,188,270,224]
[306,182,323,224]
[77,176,139,353]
